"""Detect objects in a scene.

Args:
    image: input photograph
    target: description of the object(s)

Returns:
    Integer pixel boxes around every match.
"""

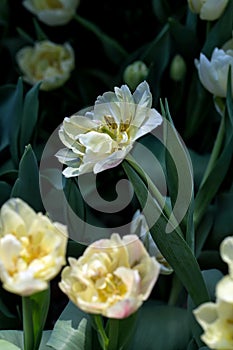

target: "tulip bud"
[123,61,149,91]
[188,0,229,21]
[170,55,187,82]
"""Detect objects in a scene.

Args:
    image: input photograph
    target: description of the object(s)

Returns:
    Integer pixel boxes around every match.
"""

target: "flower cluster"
[194,236,233,349]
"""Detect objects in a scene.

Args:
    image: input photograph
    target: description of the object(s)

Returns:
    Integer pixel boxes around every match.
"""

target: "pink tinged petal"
[104,298,142,319]
[122,234,147,266]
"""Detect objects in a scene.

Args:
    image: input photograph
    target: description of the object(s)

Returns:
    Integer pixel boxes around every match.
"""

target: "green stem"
[22,296,34,350]
[199,115,225,188]
[93,315,109,350]
[125,154,182,235]
[107,319,119,350]
[168,274,183,306]
[194,116,225,228]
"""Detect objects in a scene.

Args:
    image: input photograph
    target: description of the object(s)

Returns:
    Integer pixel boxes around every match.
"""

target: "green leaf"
[31,289,50,350]
[161,100,194,250]
[122,161,209,306]
[140,24,170,103]
[47,319,89,350]
[0,331,23,349]
[152,0,171,22]
[0,340,21,350]
[169,17,199,60]
[19,82,41,155]
[55,301,92,349]
[0,181,11,206]
[74,14,127,65]
[33,18,47,40]
[11,145,44,212]
[9,78,24,165]
[194,70,233,227]
[0,85,16,152]
[130,302,191,350]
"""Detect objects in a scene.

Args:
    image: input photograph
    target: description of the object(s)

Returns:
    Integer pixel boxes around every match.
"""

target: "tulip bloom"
[59,233,160,319]
[193,236,233,349]
[16,40,75,91]
[195,47,233,97]
[0,198,68,296]
[56,81,163,177]
[188,0,229,21]
[23,0,79,26]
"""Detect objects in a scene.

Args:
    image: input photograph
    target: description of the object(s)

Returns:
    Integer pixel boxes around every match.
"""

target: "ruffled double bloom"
[56,81,163,177]
[59,233,160,319]
[194,236,233,349]
[0,198,68,296]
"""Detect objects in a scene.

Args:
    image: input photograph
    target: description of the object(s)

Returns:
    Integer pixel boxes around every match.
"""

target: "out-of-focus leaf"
[19,82,40,155]
[140,24,170,103]
[194,70,233,227]
[74,14,128,65]
[33,18,47,40]
[8,78,24,165]
[11,144,44,212]
[122,161,209,307]
[152,0,171,23]
[0,181,11,206]
[169,18,199,60]
[0,85,18,152]
[130,301,191,350]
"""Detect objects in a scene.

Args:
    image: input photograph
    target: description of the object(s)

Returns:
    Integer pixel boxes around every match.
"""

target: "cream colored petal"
[3,270,48,296]
[104,298,142,319]
[0,234,21,272]
[220,236,233,276]
[216,275,233,304]
[79,131,116,153]
[200,0,229,20]
[193,302,218,330]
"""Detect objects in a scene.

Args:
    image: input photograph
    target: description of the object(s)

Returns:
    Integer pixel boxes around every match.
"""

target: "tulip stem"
[22,296,35,350]
[93,315,109,350]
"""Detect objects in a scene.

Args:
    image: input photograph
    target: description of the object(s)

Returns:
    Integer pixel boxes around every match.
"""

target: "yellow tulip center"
[94,272,127,303]
[33,0,63,10]
[20,236,47,264]
[100,115,131,143]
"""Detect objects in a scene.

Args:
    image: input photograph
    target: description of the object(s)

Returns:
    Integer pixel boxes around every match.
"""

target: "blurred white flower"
[195,47,233,97]
[59,233,160,319]
[188,0,229,21]
[193,236,233,349]
[130,210,173,275]
[0,198,68,296]
[56,81,163,177]
[16,40,75,91]
[23,0,79,26]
